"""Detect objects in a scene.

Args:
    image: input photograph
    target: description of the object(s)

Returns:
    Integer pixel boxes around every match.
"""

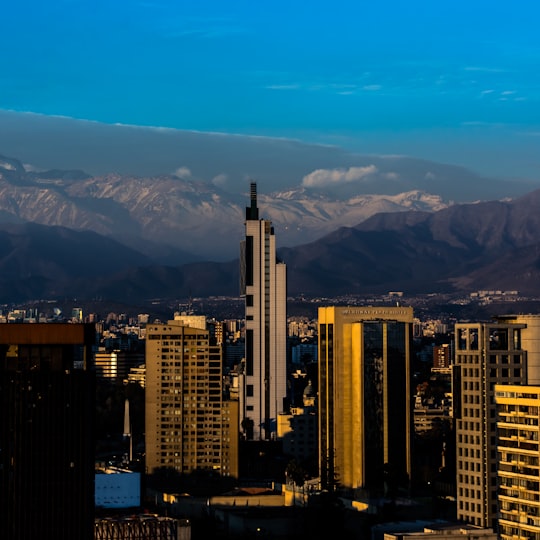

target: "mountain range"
[1,145,540,303]
[0,153,453,261]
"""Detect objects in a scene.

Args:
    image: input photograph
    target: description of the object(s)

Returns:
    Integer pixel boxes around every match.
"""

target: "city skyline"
[1,1,539,183]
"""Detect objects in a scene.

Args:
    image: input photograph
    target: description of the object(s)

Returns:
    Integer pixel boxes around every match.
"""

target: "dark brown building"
[0,323,96,540]
[433,343,450,368]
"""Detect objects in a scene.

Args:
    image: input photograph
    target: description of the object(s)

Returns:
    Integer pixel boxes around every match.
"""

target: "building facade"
[318,306,414,496]
[239,182,287,440]
[94,349,144,383]
[433,344,451,368]
[495,384,540,540]
[145,320,238,477]
[454,322,527,530]
[0,323,96,540]
[496,314,540,384]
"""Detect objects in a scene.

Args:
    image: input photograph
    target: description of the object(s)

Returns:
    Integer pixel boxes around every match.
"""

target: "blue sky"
[1,0,540,180]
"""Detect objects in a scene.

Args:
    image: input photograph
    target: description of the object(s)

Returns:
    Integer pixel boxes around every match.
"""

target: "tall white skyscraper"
[240,182,287,440]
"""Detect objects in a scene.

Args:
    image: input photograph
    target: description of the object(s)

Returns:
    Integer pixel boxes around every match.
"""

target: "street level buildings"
[318,305,414,497]
[239,182,287,440]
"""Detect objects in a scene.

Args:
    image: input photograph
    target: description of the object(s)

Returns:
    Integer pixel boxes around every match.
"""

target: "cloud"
[173,166,192,178]
[464,66,505,73]
[265,84,300,90]
[212,173,228,186]
[23,162,44,172]
[161,17,250,40]
[302,165,377,188]
[362,84,382,91]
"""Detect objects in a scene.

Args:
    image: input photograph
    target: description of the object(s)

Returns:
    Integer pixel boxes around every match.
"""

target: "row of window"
[458,460,483,472]
[148,337,207,343]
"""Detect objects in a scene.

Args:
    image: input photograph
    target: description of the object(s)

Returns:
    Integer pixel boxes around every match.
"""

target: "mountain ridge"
[0,188,540,303]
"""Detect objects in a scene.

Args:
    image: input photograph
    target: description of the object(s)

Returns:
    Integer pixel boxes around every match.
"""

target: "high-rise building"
[239,182,287,440]
[145,320,238,477]
[495,384,540,539]
[0,323,96,540]
[318,305,414,497]
[453,321,527,530]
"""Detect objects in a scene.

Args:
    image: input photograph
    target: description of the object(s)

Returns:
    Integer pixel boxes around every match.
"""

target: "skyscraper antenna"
[246,181,259,220]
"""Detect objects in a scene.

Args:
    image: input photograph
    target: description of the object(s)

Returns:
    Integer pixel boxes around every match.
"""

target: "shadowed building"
[0,323,96,540]
[453,322,527,530]
[318,306,414,498]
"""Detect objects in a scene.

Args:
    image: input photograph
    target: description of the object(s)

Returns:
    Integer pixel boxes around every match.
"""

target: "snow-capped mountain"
[0,154,450,261]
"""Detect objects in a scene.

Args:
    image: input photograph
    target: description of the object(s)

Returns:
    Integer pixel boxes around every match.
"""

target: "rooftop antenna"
[246,181,259,220]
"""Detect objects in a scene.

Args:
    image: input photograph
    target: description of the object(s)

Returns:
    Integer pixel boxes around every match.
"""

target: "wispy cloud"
[362,84,382,91]
[173,166,191,178]
[302,165,377,188]
[464,66,506,73]
[460,121,508,128]
[160,16,250,40]
[165,26,248,39]
[265,84,301,90]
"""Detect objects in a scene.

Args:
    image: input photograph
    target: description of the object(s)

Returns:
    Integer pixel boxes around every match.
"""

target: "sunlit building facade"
[495,385,540,540]
[318,305,414,496]
[145,321,238,477]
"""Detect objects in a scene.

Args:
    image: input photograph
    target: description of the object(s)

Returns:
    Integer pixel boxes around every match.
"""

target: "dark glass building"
[0,324,96,540]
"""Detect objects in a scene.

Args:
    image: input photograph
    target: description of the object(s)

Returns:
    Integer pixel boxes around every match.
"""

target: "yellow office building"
[318,305,414,497]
